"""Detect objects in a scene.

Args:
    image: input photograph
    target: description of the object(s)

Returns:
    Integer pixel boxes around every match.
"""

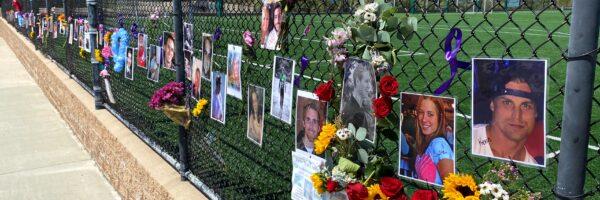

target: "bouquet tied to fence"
[148,82,191,128]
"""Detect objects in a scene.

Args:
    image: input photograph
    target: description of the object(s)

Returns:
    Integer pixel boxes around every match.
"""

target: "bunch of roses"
[148,82,185,110]
[373,75,398,118]
[325,27,350,66]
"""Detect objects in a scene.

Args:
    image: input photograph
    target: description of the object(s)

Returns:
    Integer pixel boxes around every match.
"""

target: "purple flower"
[243,30,254,46]
[148,82,186,110]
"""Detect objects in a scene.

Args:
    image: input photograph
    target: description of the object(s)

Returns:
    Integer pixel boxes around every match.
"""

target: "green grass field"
[24,6,600,198]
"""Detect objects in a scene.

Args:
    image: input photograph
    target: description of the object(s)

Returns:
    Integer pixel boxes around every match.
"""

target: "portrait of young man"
[192,57,202,100]
[184,50,193,81]
[340,58,377,143]
[162,32,176,71]
[184,23,194,51]
[471,58,547,167]
[202,33,213,80]
[260,1,284,50]
[295,91,327,155]
[270,56,295,124]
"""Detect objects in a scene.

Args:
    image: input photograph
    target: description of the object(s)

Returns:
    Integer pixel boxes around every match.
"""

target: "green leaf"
[358,148,369,164]
[358,24,377,42]
[380,6,397,20]
[359,0,365,6]
[355,127,367,141]
[384,16,399,31]
[381,51,392,63]
[391,49,398,65]
[373,43,391,50]
[397,16,418,40]
[337,157,360,173]
[381,128,399,142]
[362,49,372,60]
[407,16,418,31]
[348,123,356,134]
[377,31,391,43]
[350,27,362,42]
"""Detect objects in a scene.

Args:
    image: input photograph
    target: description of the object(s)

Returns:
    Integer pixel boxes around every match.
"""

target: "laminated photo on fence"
[247,84,265,146]
[125,48,134,80]
[340,58,376,143]
[202,34,213,80]
[398,92,456,186]
[211,71,227,124]
[471,58,547,167]
[260,0,284,50]
[184,50,193,81]
[270,56,295,124]
[184,23,193,51]
[162,32,176,71]
[192,57,202,100]
[147,45,161,82]
[137,33,147,68]
[226,45,243,99]
[295,91,327,155]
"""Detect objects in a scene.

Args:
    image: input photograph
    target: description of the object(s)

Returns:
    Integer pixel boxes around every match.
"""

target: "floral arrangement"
[148,82,191,128]
[441,163,542,200]
[242,30,256,59]
[324,0,417,72]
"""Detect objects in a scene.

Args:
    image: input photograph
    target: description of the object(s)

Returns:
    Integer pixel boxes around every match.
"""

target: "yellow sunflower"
[192,99,208,117]
[367,184,389,200]
[310,173,325,194]
[95,49,104,63]
[314,123,337,155]
[442,173,480,200]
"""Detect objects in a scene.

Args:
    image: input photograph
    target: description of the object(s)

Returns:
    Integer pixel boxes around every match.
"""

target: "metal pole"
[87,0,103,109]
[173,0,188,181]
[554,0,599,199]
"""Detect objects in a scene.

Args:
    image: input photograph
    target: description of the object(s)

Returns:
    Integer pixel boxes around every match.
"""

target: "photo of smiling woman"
[398,92,455,186]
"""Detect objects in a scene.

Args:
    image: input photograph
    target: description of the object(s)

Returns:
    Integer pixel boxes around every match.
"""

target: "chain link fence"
[2,0,599,199]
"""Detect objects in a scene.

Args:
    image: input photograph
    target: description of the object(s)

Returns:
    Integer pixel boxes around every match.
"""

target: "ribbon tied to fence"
[434,28,471,95]
[294,55,309,87]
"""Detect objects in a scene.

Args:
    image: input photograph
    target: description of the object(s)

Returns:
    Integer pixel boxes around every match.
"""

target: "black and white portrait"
[340,58,377,143]
[184,23,194,51]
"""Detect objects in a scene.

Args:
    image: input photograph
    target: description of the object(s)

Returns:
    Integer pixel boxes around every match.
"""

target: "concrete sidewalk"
[0,37,120,200]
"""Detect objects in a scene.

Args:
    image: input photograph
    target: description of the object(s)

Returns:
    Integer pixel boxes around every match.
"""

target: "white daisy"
[363,12,377,23]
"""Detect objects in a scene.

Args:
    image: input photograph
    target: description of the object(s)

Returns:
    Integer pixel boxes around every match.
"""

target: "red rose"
[373,96,393,118]
[314,80,335,102]
[379,75,399,97]
[326,178,338,192]
[380,177,406,199]
[346,182,368,200]
[411,189,438,200]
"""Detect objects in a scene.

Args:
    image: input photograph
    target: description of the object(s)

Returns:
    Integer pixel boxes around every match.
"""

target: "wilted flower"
[331,27,349,42]
[372,54,386,66]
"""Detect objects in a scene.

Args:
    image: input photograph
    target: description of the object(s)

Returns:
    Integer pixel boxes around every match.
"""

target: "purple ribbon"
[434,28,471,95]
[303,25,311,36]
[131,23,138,39]
[213,27,222,41]
[294,55,309,87]
[117,14,124,28]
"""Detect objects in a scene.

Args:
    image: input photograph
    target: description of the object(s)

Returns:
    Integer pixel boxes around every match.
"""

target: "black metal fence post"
[173,0,189,181]
[86,0,103,109]
[554,0,599,199]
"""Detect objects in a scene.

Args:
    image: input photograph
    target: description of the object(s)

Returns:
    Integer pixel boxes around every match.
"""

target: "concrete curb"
[0,19,207,200]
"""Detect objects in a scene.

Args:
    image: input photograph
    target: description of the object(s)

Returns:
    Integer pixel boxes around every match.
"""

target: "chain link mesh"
[2,0,599,199]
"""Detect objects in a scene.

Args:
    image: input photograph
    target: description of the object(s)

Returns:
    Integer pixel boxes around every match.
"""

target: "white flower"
[364,3,379,13]
[336,128,351,140]
[331,28,349,42]
[354,8,365,18]
[363,12,377,22]
[371,54,386,66]
[488,183,508,199]
[478,182,492,195]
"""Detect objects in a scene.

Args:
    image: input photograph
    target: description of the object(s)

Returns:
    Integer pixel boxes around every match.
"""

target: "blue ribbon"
[294,55,309,87]
[213,27,222,41]
[434,28,471,95]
